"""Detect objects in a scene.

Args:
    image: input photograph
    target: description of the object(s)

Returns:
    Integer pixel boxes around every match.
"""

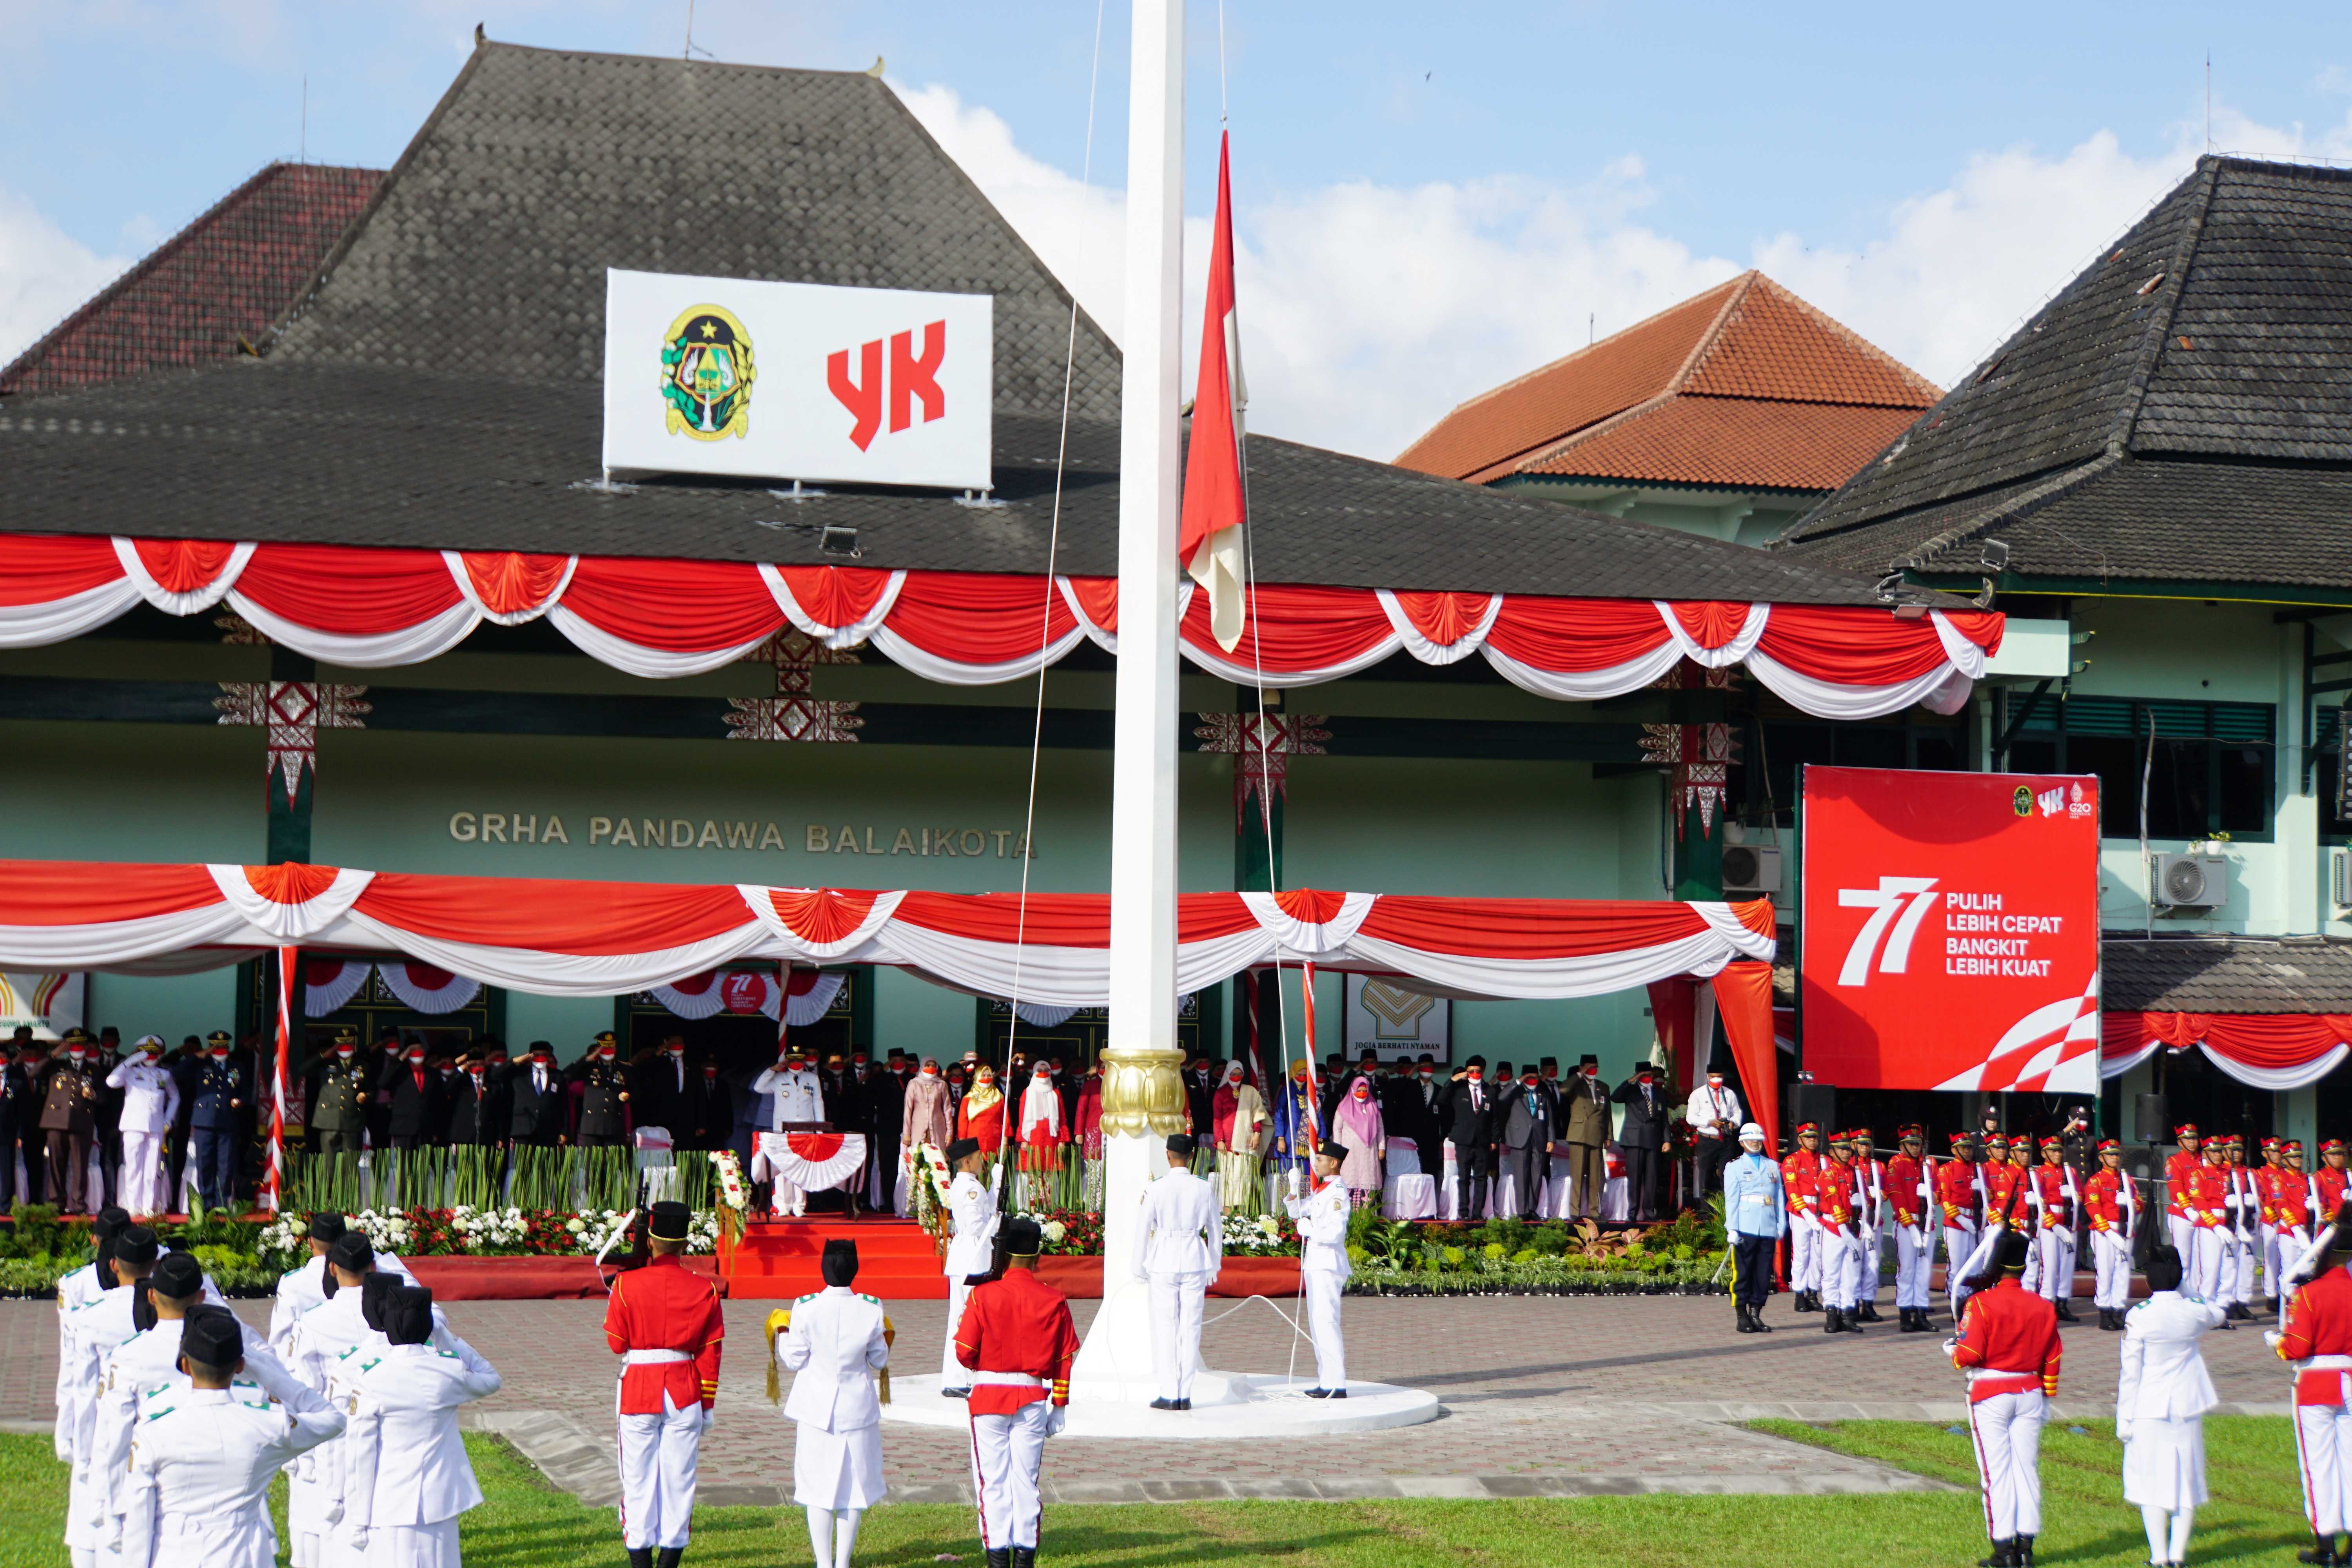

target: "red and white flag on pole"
[1180,131,1249,652]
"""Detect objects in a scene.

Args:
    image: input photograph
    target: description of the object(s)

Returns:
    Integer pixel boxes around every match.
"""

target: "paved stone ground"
[2,1292,2297,1506]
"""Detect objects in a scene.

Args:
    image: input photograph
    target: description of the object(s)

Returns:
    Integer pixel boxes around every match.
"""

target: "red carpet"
[405,1254,726,1300]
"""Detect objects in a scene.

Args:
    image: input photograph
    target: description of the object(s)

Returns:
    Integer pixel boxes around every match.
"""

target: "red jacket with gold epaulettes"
[1936,1159,1980,1226]
[1780,1149,1820,1217]
[603,1252,726,1414]
[1953,1277,2061,1403]
[2181,1163,2230,1229]
[1887,1154,1927,1228]
[2279,1265,2352,1406]
[2165,1149,2201,1219]
[954,1265,1082,1417]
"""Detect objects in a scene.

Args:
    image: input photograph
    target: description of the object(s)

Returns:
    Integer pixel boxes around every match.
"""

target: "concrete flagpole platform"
[878,1372,1440,1438]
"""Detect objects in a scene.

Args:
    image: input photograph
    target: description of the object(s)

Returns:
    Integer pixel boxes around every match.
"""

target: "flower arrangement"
[1220,1211,1299,1257]
[569,1208,633,1256]
[352,1208,416,1254]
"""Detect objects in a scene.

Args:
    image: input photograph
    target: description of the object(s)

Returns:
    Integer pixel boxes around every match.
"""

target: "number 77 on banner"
[1836,877,1940,987]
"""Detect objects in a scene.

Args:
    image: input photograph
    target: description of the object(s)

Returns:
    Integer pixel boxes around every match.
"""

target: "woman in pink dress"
[1332,1077,1386,1206]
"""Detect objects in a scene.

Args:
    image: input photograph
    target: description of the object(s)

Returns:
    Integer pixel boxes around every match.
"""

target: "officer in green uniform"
[307,1027,368,1156]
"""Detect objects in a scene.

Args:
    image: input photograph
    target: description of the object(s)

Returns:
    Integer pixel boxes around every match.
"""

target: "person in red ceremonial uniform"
[2185,1141,2232,1310]
[1850,1129,1888,1324]
[2083,1138,2137,1330]
[1941,1132,1984,1318]
[2165,1124,2203,1269]
[1888,1126,1935,1332]
[2263,1138,2291,1312]
[603,1200,726,1568]
[1951,1232,2062,1568]
[2029,1136,2080,1321]
[2274,1199,2352,1566]
[1781,1123,1824,1313]
[1817,1131,1861,1333]
[954,1216,1081,1568]
[2320,1142,2352,1222]
[2283,1142,2319,1314]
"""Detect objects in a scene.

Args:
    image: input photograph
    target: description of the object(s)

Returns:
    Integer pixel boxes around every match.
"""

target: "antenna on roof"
[1588,312,1595,347]
[299,75,306,165]
[2205,49,2212,153]
[684,0,693,60]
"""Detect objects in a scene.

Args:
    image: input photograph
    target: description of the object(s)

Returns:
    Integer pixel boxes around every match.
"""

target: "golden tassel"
[763,1307,793,1406]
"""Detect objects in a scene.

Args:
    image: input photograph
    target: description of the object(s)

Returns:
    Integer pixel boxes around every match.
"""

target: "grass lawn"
[0,1419,2322,1566]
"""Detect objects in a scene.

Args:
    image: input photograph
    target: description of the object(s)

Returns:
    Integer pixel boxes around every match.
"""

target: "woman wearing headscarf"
[1332,1078,1386,1206]
[1212,1062,1267,1211]
[773,1239,891,1568]
[1073,1060,1106,1209]
[1016,1063,1066,1208]
[956,1065,1005,1156]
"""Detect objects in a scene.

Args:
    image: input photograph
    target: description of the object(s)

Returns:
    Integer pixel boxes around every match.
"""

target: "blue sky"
[3,2,2347,457]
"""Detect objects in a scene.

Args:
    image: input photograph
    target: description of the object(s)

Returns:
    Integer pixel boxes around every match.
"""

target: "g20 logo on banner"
[1801,766,2101,1095]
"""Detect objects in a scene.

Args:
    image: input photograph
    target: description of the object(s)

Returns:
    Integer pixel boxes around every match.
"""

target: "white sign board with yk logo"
[600,269,993,491]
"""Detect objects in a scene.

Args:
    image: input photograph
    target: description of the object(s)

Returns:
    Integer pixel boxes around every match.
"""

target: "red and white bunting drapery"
[651,967,846,1026]
[0,535,2001,720]
[303,956,483,1016]
[2102,1010,2352,1091]
[0,862,1776,1006]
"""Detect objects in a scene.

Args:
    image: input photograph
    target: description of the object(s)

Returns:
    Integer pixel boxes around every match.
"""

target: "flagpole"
[1075,0,1188,1400]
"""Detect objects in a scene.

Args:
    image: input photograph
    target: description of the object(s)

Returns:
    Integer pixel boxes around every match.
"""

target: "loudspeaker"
[1788,1083,1837,1134]
[2135,1093,2168,1145]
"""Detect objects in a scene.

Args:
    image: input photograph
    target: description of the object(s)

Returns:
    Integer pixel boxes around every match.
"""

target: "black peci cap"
[1163,1132,1196,1157]
[385,1285,435,1347]
[821,1238,859,1287]
[308,1212,347,1243]
[360,1271,403,1332]
[113,1225,160,1268]
[1002,1217,1044,1256]
[648,1201,691,1241]
[150,1252,204,1299]
[180,1309,242,1368]
[945,1136,982,1163]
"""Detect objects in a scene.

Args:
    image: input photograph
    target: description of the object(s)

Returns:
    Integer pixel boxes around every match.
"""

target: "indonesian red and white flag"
[1180,131,1249,652]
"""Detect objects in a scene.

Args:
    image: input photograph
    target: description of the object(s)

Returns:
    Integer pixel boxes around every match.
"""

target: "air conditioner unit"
[1722,843,1782,895]
[2152,852,2230,911]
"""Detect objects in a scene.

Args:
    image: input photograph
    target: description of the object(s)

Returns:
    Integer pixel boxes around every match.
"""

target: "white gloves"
[1043,1403,1068,1437]
[1286,1169,1304,1200]
[2116,1420,2134,1443]
[349,1529,369,1553]
[701,1403,717,1433]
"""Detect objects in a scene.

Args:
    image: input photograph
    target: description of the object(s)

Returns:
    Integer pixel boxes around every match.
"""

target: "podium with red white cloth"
[756,1129,868,1208]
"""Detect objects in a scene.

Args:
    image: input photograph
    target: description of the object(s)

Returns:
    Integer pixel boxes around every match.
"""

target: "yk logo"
[828,320,947,450]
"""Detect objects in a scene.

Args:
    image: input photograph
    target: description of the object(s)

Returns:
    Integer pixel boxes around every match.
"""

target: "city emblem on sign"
[661,305,756,440]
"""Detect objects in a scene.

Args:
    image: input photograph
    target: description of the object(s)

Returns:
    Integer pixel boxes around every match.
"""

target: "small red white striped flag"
[1179,131,1248,652]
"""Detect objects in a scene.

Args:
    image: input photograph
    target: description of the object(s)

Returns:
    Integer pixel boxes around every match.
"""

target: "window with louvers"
[2005,696,2272,842]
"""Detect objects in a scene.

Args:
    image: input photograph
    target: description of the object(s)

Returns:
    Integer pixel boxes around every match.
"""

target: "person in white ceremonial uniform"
[1135,1132,1222,1411]
[340,1284,503,1568]
[114,1310,345,1568]
[1683,1069,1742,1221]
[754,1048,827,1216]
[2117,1245,2226,1568]
[777,1238,891,1568]
[60,1224,159,1568]
[1284,1139,1352,1397]
[268,1213,415,1356]
[939,1136,998,1396]
[54,1206,130,1461]
[105,1038,180,1218]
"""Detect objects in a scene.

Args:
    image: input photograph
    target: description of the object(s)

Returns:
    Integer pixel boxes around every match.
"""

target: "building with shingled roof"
[1397,271,1939,546]
[1780,154,2352,1143]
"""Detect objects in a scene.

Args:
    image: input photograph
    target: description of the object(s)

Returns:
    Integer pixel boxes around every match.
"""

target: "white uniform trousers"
[361,1517,462,1568]
[2019,1230,2042,1295]
[2188,1226,2228,1302]
[1857,1225,1883,1303]
[1893,1224,1935,1309]
[1303,1269,1346,1390]
[1967,1390,2046,1542]
[1944,1223,1978,1296]
[942,1277,975,1385]
[2034,1230,2075,1303]
[2167,1214,2195,1269]
[1788,1214,1821,1293]
[2261,1222,2283,1300]
[2299,1403,2352,1536]
[1819,1230,1858,1310]
[118,1130,168,1215]
[2232,1229,2258,1304]
[1148,1270,1208,1402]
[2091,1229,2133,1310]
[2281,1229,2316,1311]
[617,1393,704,1550]
[969,1402,1053,1550]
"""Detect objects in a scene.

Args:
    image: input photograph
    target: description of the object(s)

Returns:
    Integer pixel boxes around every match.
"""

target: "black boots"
[1855,1300,1882,1323]
[2015,1533,2034,1566]
[2300,1531,2342,1565]
[1736,1303,1756,1333]
[1978,1539,2014,1567]
[656,1550,682,1568]
[1823,1306,1862,1333]
[1896,1306,1930,1332]
[2053,1299,2076,1323]
[1012,1550,1038,1568]
[628,1551,652,1568]
[1792,1289,1818,1313]
[988,1550,1013,1568]
[2099,1307,2127,1331]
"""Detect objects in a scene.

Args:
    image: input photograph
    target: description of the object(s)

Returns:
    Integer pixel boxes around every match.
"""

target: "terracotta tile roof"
[0,162,381,398]
[1518,396,1925,491]
[1395,271,1938,492]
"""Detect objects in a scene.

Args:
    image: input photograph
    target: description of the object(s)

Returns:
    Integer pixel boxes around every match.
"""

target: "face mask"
[1708,1075,1724,1086]
[665,1044,683,1056]
[210,1049,229,1060]
[467,1067,486,1078]
[1521,1075,1538,1087]
[922,1064,938,1076]
[1581,1067,1596,1078]
[1351,1084,1369,1099]
[336,1047,354,1059]
[1419,1069,1433,1080]
[1466,1069,1483,1082]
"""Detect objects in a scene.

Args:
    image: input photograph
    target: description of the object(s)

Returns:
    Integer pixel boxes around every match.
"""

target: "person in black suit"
[1495,1065,1556,1220]
[445,1053,508,1147]
[1612,1063,1672,1222]
[682,1058,732,1151]
[630,1033,697,1141]
[864,1055,903,1207]
[503,1042,569,1145]
[1388,1056,1441,1179]
[1437,1055,1497,1221]
[382,1041,444,1149]
[0,1031,31,1213]
[1184,1057,1217,1143]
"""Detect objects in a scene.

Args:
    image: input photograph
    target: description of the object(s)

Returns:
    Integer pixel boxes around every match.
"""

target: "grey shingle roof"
[1778,156,2352,590]
[2103,936,2352,1014]
[0,41,1919,608]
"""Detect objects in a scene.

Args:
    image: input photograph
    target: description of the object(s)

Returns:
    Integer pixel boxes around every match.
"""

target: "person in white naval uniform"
[267,1212,414,1356]
[777,1238,891,1568]
[1134,1132,1223,1411]
[54,1205,131,1461]
[114,1310,345,1568]
[753,1050,828,1217]
[2117,1244,2227,1568]
[339,1285,503,1568]
[60,1224,159,1568]
[1283,1140,1352,1397]
[105,1038,180,1218]
[938,1137,998,1396]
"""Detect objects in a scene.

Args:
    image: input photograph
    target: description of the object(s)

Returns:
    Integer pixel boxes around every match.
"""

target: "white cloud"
[897,78,2351,465]
[0,189,127,371]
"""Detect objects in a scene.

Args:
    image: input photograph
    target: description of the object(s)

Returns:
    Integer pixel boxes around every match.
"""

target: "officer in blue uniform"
[189,1029,245,1210]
